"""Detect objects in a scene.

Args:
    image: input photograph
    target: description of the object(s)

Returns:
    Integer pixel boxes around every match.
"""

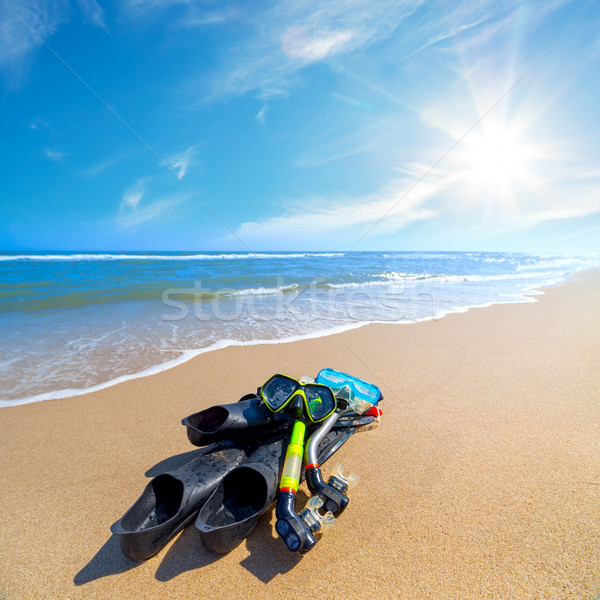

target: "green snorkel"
[260,374,338,553]
[275,418,318,553]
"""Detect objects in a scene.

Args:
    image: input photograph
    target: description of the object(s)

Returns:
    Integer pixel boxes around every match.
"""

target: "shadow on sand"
[74,535,141,585]
[74,500,308,586]
[75,452,309,586]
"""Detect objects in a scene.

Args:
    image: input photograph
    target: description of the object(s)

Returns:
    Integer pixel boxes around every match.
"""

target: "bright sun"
[462,122,533,186]
[453,118,544,214]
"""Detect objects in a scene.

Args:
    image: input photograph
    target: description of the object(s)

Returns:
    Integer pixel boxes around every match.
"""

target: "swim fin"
[194,424,360,554]
[182,395,290,447]
[111,439,253,561]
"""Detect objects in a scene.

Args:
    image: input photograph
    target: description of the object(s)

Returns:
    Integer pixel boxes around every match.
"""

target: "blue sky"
[1,0,599,252]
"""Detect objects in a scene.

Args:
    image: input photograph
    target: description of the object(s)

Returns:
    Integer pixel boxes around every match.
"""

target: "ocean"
[1,251,597,407]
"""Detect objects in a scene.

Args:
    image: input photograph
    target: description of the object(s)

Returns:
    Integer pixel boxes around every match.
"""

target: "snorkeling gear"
[316,367,382,414]
[268,376,342,554]
[183,394,290,447]
[195,421,358,554]
[195,435,286,554]
[261,374,337,423]
[111,369,381,560]
[304,411,357,516]
[110,439,250,560]
[275,419,318,553]
[273,371,382,553]
[275,411,362,553]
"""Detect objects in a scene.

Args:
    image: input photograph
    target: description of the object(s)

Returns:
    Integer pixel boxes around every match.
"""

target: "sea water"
[0,251,597,406]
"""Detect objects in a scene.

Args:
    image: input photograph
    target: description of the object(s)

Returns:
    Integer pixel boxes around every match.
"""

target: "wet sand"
[1,271,599,599]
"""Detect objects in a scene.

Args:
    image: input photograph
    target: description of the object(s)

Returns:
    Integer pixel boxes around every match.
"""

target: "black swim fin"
[194,425,361,554]
[195,434,285,554]
[111,439,252,561]
[182,395,290,447]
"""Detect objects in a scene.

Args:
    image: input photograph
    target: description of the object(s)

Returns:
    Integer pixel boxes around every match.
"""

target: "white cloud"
[281,27,355,62]
[118,179,187,230]
[121,180,145,210]
[233,158,600,248]
[205,0,422,101]
[255,104,269,124]
[294,118,395,167]
[77,0,109,31]
[203,0,573,104]
[44,149,66,160]
[178,6,240,28]
[120,0,239,29]
[121,0,190,11]
[1,1,68,71]
[2,0,109,76]
[118,195,186,229]
[166,145,198,179]
[80,153,128,177]
[235,175,444,246]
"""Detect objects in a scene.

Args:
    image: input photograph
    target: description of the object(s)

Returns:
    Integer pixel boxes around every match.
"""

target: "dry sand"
[1,271,599,600]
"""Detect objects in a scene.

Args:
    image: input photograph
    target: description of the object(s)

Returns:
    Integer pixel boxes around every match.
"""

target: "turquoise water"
[0,251,597,406]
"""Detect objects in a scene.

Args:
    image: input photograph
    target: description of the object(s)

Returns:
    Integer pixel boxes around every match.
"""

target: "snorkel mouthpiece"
[276,420,318,553]
[304,464,350,515]
[299,496,336,534]
[276,492,317,553]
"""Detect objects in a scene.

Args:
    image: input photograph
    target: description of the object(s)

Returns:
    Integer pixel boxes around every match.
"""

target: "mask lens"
[319,369,345,385]
[352,381,379,401]
[262,375,298,411]
[317,368,381,403]
[303,385,336,422]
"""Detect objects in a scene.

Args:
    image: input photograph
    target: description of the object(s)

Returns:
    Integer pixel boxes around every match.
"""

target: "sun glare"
[450,116,547,216]
[462,122,532,187]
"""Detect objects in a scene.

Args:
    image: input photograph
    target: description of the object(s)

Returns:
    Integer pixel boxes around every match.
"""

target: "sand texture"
[1,271,599,599]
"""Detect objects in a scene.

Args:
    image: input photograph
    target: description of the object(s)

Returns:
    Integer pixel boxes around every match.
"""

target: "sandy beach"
[1,270,599,600]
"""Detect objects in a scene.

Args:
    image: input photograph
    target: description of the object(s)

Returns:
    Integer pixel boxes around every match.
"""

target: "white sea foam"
[322,271,558,290]
[2,251,594,408]
[227,283,301,297]
[1,278,560,408]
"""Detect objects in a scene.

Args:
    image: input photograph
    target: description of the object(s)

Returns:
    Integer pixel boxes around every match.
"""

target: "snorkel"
[258,374,338,553]
[262,371,382,554]
[301,368,383,524]
[303,410,354,516]
[275,416,318,553]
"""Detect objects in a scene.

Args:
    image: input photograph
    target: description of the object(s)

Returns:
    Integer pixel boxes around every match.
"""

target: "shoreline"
[1,271,572,409]
[1,270,599,599]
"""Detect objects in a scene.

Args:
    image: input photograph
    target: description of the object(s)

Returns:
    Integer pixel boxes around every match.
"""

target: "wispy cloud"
[1,1,68,74]
[281,27,355,62]
[121,179,146,210]
[166,145,198,179]
[120,0,239,29]
[44,149,66,160]
[177,5,240,28]
[205,0,422,101]
[233,159,600,248]
[255,104,269,124]
[118,179,187,230]
[235,174,443,246]
[293,118,396,167]
[28,118,50,130]
[210,0,576,108]
[77,0,109,32]
[80,153,129,177]
[3,0,109,80]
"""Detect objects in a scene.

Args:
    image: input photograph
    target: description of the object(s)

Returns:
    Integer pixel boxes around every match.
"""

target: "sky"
[1,0,599,253]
